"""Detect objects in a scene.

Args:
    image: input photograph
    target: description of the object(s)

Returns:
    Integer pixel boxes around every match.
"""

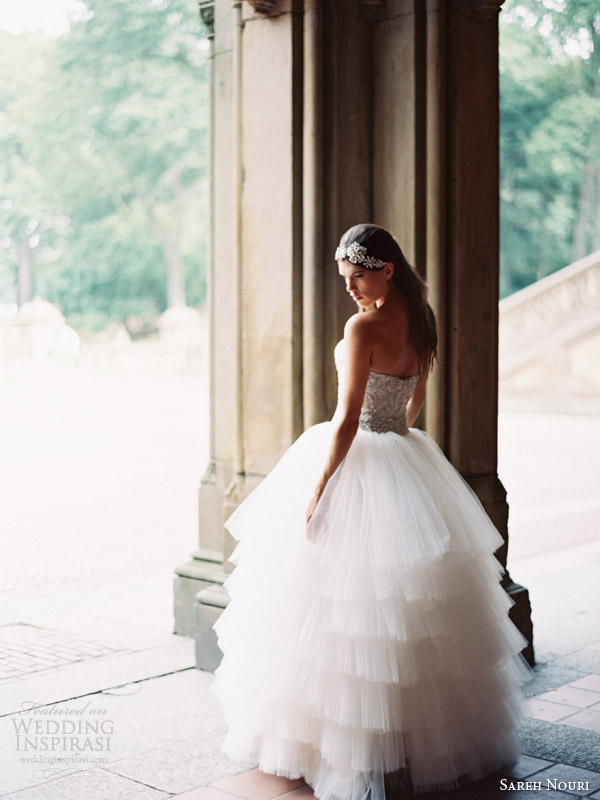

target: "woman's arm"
[406,371,427,428]
[306,316,372,525]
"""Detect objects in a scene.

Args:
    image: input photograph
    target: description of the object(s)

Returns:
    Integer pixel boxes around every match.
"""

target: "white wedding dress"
[209,339,532,799]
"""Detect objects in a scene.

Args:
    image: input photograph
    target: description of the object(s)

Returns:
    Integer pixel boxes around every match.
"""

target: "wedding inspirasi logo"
[12,700,114,780]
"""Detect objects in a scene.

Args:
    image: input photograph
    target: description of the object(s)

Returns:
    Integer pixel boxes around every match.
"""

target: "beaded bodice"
[334,339,418,435]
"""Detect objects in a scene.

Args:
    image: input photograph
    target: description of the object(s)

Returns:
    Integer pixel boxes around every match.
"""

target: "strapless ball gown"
[209,339,532,800]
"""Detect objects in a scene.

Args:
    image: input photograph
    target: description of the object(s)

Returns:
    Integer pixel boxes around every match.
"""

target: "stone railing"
[499,250,600,412]
[499,250,600,377]
[0,298,208,374]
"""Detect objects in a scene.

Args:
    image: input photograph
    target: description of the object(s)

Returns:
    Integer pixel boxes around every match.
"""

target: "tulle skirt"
[209,423,532,799]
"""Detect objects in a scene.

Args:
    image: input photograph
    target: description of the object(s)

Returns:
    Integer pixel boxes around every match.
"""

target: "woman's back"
[355,295,420,379]
[334,338,419,436]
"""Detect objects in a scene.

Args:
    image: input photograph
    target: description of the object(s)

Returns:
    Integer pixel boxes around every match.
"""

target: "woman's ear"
[385,262,394,280]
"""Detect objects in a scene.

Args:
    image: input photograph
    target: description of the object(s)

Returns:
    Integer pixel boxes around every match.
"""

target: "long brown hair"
[337,223,438,378]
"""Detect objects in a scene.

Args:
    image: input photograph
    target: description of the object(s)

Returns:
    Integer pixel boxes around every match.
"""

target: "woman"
[210,224,531,800]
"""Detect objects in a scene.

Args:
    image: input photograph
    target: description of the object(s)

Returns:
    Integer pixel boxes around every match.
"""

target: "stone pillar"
[181,0,534,666]
[442,0,533,664]
[174,0,235,634]
[176,0,306,636]
[424,0,448,445]
[236,0,304,477]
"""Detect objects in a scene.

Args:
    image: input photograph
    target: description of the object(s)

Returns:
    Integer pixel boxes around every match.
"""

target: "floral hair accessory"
[334,242,388,269]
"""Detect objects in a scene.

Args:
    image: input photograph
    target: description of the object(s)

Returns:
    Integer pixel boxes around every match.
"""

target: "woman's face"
[338,260,392,309]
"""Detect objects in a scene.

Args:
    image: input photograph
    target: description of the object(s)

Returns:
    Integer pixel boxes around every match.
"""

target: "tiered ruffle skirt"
[209,424,532,800]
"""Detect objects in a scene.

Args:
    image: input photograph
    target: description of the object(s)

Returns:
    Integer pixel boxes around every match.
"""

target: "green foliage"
[0,32,64,298]
[5,1,599,309]
[500,0,600,297]
[0,0,207,328]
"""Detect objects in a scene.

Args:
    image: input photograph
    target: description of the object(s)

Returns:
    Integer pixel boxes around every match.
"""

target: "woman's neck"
[374,283,401,310]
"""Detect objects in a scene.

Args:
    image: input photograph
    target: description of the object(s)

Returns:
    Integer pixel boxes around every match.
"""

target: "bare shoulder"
[343,311,377,341]
[343,313,375,361]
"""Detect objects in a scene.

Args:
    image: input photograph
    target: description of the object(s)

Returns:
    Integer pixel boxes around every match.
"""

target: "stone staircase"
[499,250,600,413]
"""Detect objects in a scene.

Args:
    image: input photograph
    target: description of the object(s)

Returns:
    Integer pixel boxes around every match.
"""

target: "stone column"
[176,0,306,640]
[444,0,533,664]
[174,0,237,634]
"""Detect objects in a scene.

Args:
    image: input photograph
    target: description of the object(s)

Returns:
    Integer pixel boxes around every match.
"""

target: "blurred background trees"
[0,0,207,333]
[500,0,600,296]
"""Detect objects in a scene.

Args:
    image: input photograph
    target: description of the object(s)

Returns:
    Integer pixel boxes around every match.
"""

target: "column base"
[195,582,229,671]
[173,551,226,637]
[504,576,535,667]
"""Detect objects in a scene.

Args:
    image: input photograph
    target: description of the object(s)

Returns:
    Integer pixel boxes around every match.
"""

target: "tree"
[0,32,67,305]
[0,0,208,329]
[515,0,600,259]
[500,1,600,296]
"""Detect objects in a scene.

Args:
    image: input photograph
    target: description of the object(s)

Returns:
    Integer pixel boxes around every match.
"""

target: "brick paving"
[525,676,600,731]
[0,623,121,683]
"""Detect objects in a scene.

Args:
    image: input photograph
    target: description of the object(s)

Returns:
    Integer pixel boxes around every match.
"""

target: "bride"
[210,223,531,799]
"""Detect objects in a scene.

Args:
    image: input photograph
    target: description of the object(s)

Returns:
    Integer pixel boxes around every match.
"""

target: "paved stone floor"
[0,358,599,799]
[0,622,121,681]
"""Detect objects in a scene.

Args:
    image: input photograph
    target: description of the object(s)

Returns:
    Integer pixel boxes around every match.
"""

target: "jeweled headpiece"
[334,241,388,269]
